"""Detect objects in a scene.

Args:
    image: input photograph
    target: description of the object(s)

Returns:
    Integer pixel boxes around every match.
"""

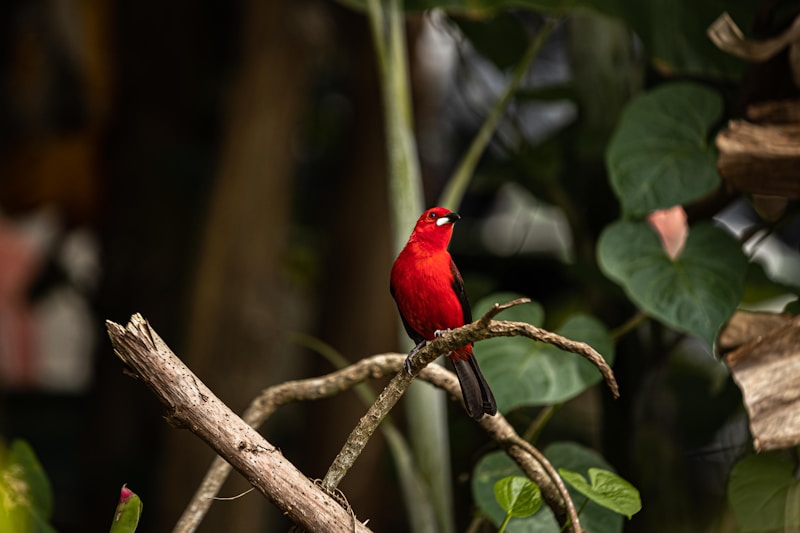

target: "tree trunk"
[159,1,314,531]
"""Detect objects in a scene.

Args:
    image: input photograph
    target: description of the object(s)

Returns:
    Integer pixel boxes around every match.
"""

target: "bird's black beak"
[437,212,461,226]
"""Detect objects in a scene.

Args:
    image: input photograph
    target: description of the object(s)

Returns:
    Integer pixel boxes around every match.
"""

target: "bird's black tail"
[453,355,497,420]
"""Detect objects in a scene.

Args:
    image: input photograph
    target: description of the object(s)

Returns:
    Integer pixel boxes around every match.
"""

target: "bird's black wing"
[450,259,472,325]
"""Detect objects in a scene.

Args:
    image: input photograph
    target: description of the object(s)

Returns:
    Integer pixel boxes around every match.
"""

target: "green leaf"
[109,486,143,533]
[473,453,559,532]
[606,83,722,217]
[598,220,746,347]
[728,452,800,532]
[473,442,625,533]
[343,1,749,78]
[474,294,614,410]
[494,476,542,518]
[559,468,641,519]
[0,440,56,533]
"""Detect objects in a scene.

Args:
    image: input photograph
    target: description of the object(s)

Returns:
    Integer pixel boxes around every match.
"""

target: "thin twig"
[321,298,614,530]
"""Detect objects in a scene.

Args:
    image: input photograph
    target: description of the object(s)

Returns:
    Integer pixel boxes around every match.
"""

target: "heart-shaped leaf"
[494,476,542,518]
[606,83,722,217]
[598,220,746,347]
[559,468,641,519]
[474,294,614,411]
[728,452,800,531]
[472,442,625,533]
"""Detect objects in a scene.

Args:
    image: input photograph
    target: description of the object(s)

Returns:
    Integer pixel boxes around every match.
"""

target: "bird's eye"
[428,212,437,219]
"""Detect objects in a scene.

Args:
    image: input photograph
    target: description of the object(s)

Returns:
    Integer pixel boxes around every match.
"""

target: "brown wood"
[716,119,800,199]
[725,316,800,451]
[717,310,795,354]
[106,314,372,533]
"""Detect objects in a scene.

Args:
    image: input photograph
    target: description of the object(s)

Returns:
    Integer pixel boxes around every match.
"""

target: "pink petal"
[647,206,688,261]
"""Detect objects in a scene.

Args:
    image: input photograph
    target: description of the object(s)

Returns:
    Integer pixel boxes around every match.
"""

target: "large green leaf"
[597,220,747,347]
[728,452,800,532]
[474,293,614,411]
[606,83,722,217]
[472,442,625,533]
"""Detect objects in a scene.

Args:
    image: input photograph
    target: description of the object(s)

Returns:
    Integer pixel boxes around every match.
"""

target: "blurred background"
[0,0,798,532]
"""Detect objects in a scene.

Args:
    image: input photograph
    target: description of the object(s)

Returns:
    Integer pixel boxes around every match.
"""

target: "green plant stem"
[559,498,589,533]
[523,404,561,443]
[367,0,424,243]
[439,18,559,211]
[610,311,647,341]
[364,2,452,532]
[498,513,512,533]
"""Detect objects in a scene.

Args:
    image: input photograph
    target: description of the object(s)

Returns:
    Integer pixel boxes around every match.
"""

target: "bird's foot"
[434,328,451,338]
[403,340,428,374]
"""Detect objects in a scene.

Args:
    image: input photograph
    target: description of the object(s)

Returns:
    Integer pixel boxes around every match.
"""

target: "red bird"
[390,207,497,419]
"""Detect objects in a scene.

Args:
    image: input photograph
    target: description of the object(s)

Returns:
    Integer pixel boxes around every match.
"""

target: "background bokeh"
[1,1,798,532]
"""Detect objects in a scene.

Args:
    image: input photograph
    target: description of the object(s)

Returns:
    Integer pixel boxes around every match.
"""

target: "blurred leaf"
[559,467,641,519]
[494,476,542,517]
[109,486,143,533]
[474,291,545,325]
[474,294,614,410]
[0,440,55,533]
[728,452,800,531]
[453,13,530,69]
[606,83,722,217]
[598,220,747,347]
[741,261,800,307]
[343,0,748,77]
[473,442,625,532]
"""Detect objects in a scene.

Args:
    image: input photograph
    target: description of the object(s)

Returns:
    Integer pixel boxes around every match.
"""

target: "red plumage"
[390,207,497,419]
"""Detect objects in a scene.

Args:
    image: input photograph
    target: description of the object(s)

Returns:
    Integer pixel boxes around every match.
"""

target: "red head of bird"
[407,206,462,250]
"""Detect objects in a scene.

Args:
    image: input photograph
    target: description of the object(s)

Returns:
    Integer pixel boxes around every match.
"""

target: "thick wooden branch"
[110,301,616,533]
[106,314,371,533]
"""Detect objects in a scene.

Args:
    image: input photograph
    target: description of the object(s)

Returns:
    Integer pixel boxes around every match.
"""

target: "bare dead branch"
[106,314,372,533]
[109,300,616,533]
[176,353,583,533]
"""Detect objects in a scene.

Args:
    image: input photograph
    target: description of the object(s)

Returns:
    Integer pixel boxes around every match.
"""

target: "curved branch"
[176,354,582,532]
[105,314,371,533]
[322,298,614,530]
[109,300,617,533]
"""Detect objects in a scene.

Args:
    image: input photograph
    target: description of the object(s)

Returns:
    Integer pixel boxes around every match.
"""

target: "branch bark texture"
[108,300,617,533]
[106,314,371,533]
